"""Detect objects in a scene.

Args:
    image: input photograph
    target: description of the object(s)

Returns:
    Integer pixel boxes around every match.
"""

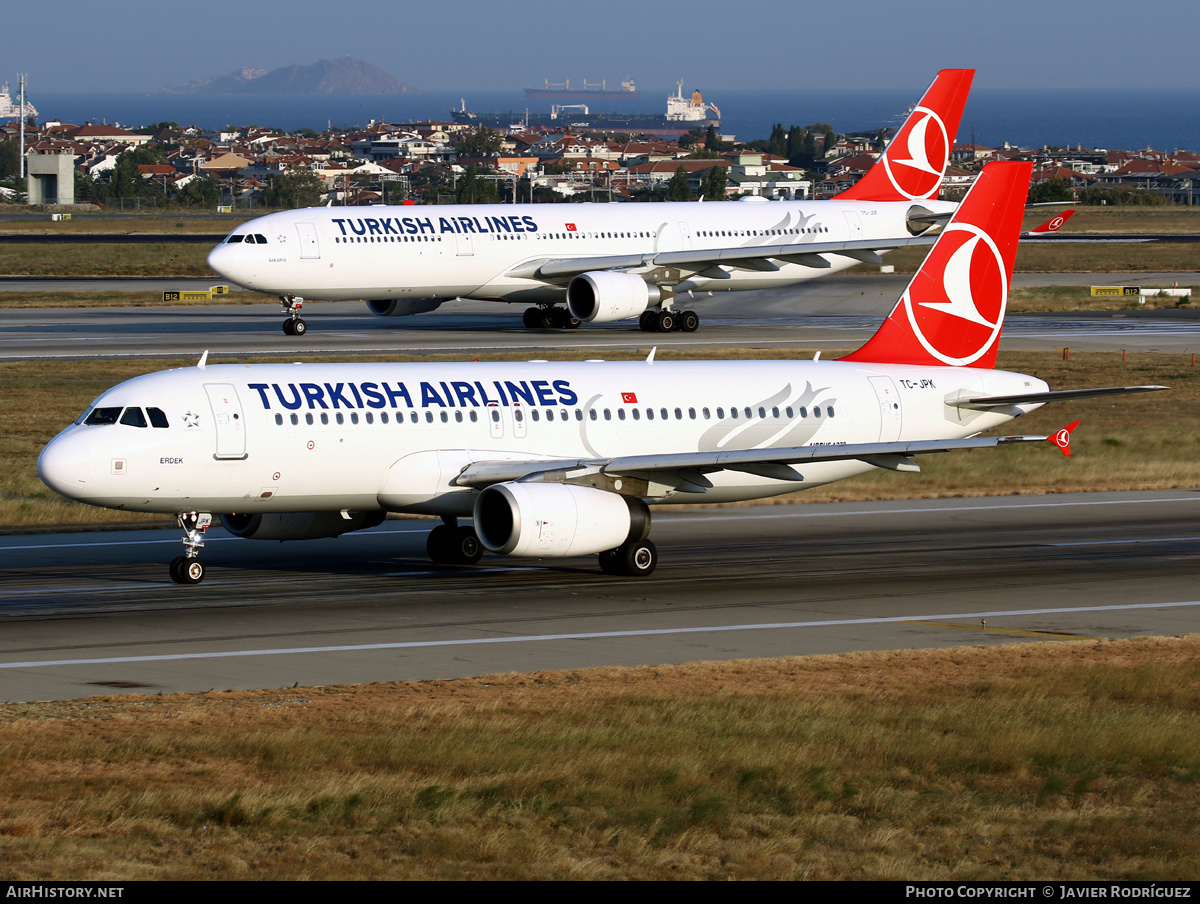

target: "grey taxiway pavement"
[1,492,1198,703]
[3,271,1200,360]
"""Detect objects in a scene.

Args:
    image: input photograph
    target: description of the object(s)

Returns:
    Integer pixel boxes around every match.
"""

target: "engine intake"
[366,298,444,317]
[220,510,385,541]
[567,271,661,323]
[474,483,649,557]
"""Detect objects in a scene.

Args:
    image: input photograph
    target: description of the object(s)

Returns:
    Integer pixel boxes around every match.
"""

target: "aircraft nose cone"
[38,435,91,497]
[207,243,255,287]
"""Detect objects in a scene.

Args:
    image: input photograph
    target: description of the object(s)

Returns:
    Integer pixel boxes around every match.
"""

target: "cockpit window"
[83,407,122,426]
[226,234,245,243]
[148,407,169,428]
[119,407,148,428]
[253,234,267,244]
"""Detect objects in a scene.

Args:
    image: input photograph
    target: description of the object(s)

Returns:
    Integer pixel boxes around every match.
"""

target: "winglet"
[197,350,209,370]
[1029,210,1075,234]
[646,346,657,364]
[1049,420,1080,457]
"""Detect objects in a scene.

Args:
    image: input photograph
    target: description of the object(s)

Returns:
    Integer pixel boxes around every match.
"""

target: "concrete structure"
[25,150,75,205]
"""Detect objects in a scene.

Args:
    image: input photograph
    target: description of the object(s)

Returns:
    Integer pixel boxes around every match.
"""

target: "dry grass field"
[0,215,250,235]
[0,637,1197,879]
[3,348,1198,531]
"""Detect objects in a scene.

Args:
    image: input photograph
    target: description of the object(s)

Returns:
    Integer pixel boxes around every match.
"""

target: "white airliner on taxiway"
[207,70,976,336]
[39,161,1164,584]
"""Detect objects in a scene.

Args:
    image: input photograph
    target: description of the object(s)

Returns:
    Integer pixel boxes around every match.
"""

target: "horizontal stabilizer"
[949,385,1168,410]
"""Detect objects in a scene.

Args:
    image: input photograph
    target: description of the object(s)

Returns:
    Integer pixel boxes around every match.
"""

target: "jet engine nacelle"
[473,483,650,557]
[567,271,661,323]
[220,510,386,541]
[366,298,444,317]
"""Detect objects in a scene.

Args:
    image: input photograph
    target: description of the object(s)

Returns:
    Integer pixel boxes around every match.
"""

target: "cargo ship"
[0,82,37,120]
[453,81,719,137]
[523,78,639,100]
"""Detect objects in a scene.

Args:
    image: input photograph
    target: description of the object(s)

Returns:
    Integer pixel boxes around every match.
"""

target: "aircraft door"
[677,221,693,250]
[843,211,864,242]
[455,233,474,256]
[204,383,248,459]
[512,404,527,439]
[868,376,902,441]
[296,222,320,259]
[487,402,503,438]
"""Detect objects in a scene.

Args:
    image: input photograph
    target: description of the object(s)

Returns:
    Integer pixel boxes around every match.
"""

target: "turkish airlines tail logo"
[1029,210,1075,234]
[841,161,1033,368]
[835,69,974,202]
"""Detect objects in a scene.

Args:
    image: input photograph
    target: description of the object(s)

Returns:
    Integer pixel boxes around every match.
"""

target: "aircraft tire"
[598,548,622,575]
[618,539,657,577]
[522,308,540,329]
[427,524,457,564]
[282,320,294,336]
[292,319,307,336]
[564,313,581,329]
[538,309,556,329]
[456,527,483,564]
[656,311,676,333]
[680,311,700,332]
[176,558,206,584]
[639,311,657,332]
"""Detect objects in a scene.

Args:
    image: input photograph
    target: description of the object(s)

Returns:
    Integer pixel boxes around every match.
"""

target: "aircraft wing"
[453,431,1066,493]
[503,235,939,282]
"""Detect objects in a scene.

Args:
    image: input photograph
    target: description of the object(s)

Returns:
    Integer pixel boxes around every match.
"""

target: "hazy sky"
[8,0,1198,94]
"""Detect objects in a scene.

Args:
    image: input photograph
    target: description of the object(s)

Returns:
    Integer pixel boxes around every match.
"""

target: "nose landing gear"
[280,295,307,336]
[170,512,212,584]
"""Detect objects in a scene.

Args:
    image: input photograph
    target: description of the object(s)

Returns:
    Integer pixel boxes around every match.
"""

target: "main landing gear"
[280,294,308,336]
[170,512,212,584]
[639,309,699,333]
[598,538,658,577]
[427,517,484,566]
[522,305,580,330]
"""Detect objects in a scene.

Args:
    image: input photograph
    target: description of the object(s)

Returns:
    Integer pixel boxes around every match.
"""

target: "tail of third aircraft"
[841,160,1033,369]
[835,69,974,203]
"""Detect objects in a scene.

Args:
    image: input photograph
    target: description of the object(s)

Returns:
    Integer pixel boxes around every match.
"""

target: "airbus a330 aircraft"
[39,161,1164,584]
[206,70,976,336]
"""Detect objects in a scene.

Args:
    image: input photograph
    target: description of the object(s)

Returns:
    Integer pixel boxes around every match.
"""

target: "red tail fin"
[835,69,974,202]
[1029,210,1075,233]
[841,161,1033,368]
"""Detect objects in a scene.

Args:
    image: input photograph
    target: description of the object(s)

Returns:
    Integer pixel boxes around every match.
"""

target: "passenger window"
[119,407,147,428]
[491,410,500,422]
[439,412,448,423]
[675,408,682,420]
[661,408,668,420]
[514,409,524,422]
[306,413,314,425]
[531,410,540,422]
[745,407,752,418]
[366,412,374,424]
[618,409,626,420]
[702,407,710,419]
[411,412,419,423]
[321,413,330,425]
[469,411,477,423]
[827,406,835,418]
[759,407,766,418]
[645,409,653,421]
[800,407,807,418]
[772,407,779,418]
[589,409,597,421]
[455,411,463,423]
[290,413,299,425]
[604,409,611,420]
[786,407,794,418]
[688,408,696,419]
[147,407,169,428]
[716,407,724,419]
[381,412,389,424]
[575,410,583,421]
[351,412,359,424]
[730,408,738,420]
[336,413,345,425]
[274,413,283,425]
[631,409,640,421]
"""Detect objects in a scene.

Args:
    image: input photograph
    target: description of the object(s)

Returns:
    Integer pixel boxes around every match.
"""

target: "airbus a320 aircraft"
[40,161,1164,584]
[206,70,976,336]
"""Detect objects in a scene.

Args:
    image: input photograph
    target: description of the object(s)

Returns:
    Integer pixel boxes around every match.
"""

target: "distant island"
[163,57,418,95]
